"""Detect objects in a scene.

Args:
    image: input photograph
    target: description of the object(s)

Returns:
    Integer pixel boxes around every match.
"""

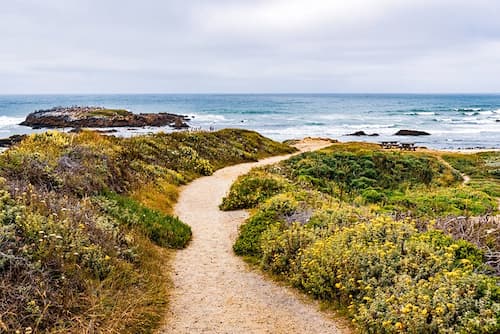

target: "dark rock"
[69,128,118,134]
[0,134,26,148]
[173,118,189,129]
[394,129,431,136]
[347,131,379,136]
[347,131,367,136]
[20,106,190,129]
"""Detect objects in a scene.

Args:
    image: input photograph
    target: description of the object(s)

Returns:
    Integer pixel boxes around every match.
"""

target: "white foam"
[0,116,24,127]
[344,123,396,129]
[455,107,482,112]
[480,110,500,116]
[190,114,227,123]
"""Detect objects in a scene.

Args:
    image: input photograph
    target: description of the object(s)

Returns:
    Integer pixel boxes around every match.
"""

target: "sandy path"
[159,139,350,334]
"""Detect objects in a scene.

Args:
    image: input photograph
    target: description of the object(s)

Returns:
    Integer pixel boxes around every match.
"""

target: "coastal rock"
[347,131,379,136]
[0,134,26,148]
[69,128,118,134]
[394,129,431,136]
[20,106,190,129]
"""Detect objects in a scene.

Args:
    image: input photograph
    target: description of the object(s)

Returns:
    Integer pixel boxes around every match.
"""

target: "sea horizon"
[1,93,499,150]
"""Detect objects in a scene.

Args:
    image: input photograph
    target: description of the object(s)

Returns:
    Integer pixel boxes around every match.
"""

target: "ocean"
[0,94,499,149]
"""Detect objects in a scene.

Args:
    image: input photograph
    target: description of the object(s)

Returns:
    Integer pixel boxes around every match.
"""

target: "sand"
[159,139,350,334]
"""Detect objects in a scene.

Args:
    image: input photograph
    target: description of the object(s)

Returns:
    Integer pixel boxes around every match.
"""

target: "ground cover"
[0,129,294,333]
[222,142,500,333]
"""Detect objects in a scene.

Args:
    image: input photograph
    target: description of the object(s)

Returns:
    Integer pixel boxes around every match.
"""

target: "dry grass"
[130,180,179,215]
[0,129,295,333]
[52,235,171,334]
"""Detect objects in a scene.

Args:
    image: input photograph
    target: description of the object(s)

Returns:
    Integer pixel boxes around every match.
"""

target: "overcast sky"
[1,0,500,94]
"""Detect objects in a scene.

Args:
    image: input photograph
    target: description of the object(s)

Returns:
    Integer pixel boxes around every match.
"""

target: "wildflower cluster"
[0,129,294,333]
[224,144,500,333]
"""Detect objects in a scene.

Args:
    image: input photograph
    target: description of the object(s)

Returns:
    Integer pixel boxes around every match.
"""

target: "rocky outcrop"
[69,128,118,134]
[0,135,26,148]
[20,106,190,129]
[394,129,431,136]
[347,131,379,136]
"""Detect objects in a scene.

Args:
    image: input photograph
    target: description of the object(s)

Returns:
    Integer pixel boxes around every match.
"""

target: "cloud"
[1,0,500,93]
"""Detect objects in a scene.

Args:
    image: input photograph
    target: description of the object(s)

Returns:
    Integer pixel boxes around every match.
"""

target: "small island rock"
[20,106,190,129]
[347,131,379,137]
[394,129,431,136]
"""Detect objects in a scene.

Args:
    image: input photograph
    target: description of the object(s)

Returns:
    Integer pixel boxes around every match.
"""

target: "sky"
[1,0,500,94]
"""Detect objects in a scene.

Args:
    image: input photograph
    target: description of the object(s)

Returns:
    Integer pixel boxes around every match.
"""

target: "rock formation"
[0,134,26,148]
[394,129,431,136]
[20,106,190,129]
[347,131,379,136]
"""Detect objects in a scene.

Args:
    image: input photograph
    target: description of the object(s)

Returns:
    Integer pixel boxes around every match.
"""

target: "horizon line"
[1,92,500,96]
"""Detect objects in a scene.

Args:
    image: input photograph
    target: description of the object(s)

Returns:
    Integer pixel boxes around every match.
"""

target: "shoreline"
[1,129,499,154]
[1,94,498,150]
[438,148,500,153]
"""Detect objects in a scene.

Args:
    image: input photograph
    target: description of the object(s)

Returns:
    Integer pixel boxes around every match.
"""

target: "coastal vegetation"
[222,142,500,333]
[0,129,294,333]
[87,108,130,117]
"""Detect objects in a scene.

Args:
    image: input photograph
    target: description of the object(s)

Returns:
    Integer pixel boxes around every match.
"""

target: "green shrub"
[388,188,496,217]
[233,193,298,256]
[228,145,500,333]
[284,150,456,198]
[220,170,291,210]
[97,192,192,249]
[361,188,386,204]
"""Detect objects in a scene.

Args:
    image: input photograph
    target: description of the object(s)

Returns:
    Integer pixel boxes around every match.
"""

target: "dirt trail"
[159,139,350,334]
[432,154,471,186]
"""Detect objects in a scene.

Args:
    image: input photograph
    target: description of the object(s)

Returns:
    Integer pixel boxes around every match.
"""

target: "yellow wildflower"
[435,306,444,315]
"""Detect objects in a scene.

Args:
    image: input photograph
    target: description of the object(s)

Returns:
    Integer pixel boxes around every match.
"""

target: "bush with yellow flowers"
[225,144,500,333]
[286,217,498,333]
[0,129,294,333]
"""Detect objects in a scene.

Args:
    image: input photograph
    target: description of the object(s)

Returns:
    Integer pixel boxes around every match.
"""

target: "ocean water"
[0,94,499,149]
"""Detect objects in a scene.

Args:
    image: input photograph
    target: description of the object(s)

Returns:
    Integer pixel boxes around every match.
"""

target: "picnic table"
[400,142,416,151]
[380,141,399,149]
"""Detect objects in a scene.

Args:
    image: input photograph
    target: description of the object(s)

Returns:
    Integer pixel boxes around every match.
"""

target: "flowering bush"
[226,145,500,333]
[258,215,500,333]
[0,129,294,333]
